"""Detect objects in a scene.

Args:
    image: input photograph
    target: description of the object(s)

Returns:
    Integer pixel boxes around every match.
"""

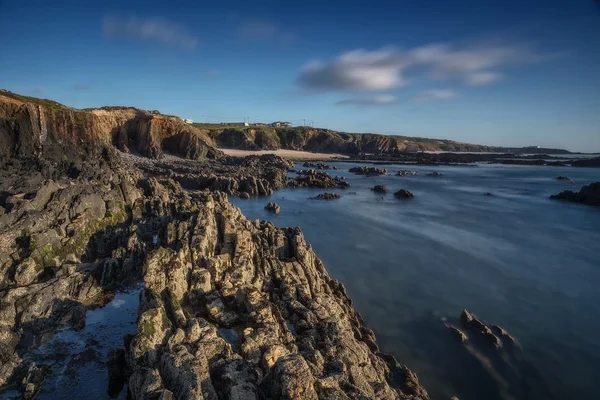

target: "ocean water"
[231,162,600,400]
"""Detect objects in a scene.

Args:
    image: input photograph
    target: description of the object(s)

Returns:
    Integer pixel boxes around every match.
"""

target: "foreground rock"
[264,202,281,214]
[287,170,350,189]
[550,182,600,206]
[0,90,429,399]
[394,189,414,199]
[302,162,338,170]
[308,193,341,200]
[349,166,387,176]
[372,185,387,193]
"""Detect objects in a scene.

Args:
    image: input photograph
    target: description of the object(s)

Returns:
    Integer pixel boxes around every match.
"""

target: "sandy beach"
[220,148,349,160]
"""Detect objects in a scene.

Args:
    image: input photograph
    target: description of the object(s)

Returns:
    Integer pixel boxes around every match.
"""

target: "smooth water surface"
[231,162,600,400]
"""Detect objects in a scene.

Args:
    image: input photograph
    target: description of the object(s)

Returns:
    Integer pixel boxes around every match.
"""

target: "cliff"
[0,90,220,169]
[203,125,571,155]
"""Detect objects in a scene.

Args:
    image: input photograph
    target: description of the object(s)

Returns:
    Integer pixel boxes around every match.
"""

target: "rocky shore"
[287,170,350,189]
[0,92,429,398]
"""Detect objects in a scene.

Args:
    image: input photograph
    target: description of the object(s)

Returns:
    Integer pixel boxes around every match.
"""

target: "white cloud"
[411,89,457,103]
[102,15,198,50]
[297,41,549,92]
[337,95,398,106]
[298,48,409,92]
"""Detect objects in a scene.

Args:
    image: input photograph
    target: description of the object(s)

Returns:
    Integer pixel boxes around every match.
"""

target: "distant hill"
[192,123,571,155]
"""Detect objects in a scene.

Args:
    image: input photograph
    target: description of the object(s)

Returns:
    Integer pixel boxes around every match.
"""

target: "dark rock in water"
[571,156,600,168]
[447,325,468,343]
[460,309,501,348]
[550,182,600,206]
[372,185,387,193]
[349,166,387,175]
[426,171,442,177]
[394,189,414,199]
[239,192,250,199]
[484,192,493,196]
[302,161,338,170]
[396,170,418,176]
[265,202,281,214]
[287,169,350,189]
[556,176,571,181]
[309,192,341,200]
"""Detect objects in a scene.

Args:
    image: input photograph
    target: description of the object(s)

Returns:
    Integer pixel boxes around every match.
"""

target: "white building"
[183,119,193,124]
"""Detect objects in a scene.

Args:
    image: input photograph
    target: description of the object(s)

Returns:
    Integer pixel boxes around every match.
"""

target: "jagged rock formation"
[444,310,559,400]
[0,90,429,399]
[550,182,600,206]
[287,170,350,189]
[349,166,387,176]
[264,202,281,214]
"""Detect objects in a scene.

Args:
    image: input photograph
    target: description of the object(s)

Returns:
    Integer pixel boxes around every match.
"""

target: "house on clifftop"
[271,121,291,127]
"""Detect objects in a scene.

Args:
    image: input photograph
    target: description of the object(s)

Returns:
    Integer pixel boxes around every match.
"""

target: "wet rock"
[396,170,418,176]
[239,192,250,199]
[550,182,600,206]
[349,166,387,175]
[447,325,468,343]
[394,189,414,199]
[460,309,501,348]
[484,192,493,196]
[21,363,51,400]
[287,170,349,189]
[308,192,341,200]
[426,171,442,177]
[302,162,338,170]
[555,176,571,181]
[372,185,387,193]
[265,202,281,214]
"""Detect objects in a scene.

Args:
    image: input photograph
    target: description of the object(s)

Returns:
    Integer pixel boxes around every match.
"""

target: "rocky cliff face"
[208,126,508,154]
[0,91,220,169]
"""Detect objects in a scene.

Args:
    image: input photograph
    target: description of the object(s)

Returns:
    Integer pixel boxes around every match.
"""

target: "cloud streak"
[102,15,198,50]
[336,95,398,106]
[297,41,549,93]
[411,89,456,103]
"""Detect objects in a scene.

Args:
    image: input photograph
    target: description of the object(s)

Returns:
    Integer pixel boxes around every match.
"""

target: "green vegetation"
[0,89,70,111]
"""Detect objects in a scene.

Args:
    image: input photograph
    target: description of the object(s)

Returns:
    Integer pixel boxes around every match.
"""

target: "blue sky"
[1,0,599,151]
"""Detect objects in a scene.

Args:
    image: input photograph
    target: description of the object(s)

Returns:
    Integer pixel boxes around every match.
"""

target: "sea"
[230,161,600,400]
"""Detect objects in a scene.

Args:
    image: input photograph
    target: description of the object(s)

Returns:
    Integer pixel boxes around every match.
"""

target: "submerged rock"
[394,189,414,199]
[309,192,341,200]
[265,202,281,214]
[372,185,387,193]
[426,171,442,177]
[550,182,600,206]
[555,176,571,181]
[396,170,418,176]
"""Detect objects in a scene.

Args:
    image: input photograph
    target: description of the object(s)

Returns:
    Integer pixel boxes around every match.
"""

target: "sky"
[1,0,599,152]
